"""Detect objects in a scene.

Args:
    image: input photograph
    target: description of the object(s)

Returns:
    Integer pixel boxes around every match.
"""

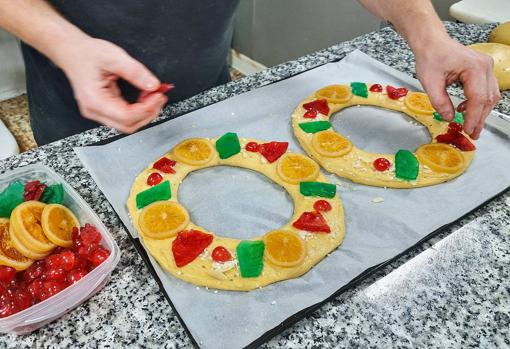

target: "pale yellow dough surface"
[292,84,476,188]
[127,137,345,291]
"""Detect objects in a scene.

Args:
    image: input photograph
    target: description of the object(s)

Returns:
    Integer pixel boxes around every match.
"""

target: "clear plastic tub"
[0,164,121,334]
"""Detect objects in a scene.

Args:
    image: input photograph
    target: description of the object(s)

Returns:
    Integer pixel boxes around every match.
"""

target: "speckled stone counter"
[1,22,509,348]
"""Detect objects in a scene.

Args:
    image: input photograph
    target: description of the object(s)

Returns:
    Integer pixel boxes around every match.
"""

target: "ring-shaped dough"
[292,83,476,188]
[127,134,345,291]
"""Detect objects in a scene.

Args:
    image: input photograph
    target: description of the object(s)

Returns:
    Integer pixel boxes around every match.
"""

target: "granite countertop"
[1,22,509,348]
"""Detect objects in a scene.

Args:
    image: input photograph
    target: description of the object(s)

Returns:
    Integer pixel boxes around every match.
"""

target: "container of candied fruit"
[0,164,120,334]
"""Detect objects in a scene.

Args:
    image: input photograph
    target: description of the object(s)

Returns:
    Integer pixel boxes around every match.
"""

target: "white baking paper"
[74,50,510,349]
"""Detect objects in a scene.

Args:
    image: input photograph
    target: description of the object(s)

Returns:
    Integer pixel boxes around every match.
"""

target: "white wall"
[0,29,26,101]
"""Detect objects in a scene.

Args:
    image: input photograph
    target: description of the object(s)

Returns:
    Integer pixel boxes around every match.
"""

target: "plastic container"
[0,164,121,334]
[0,120,19,160]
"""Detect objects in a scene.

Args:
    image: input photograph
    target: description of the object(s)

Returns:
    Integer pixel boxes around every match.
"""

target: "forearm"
[358,0,450,53]
[0,0,88,68]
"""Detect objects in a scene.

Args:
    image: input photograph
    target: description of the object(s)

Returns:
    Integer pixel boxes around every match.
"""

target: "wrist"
[42,25,90,72]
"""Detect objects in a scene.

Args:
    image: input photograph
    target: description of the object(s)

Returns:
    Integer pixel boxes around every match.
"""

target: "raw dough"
[291,83,476,188]
[127,135,345,291]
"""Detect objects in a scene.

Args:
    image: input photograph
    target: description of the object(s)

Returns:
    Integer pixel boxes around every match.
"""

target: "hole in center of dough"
[178,166,293,240]
[330,106,431,153]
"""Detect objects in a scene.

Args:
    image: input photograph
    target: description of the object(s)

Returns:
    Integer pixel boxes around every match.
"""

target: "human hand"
[414,36,500,140]
[55,37,169,133]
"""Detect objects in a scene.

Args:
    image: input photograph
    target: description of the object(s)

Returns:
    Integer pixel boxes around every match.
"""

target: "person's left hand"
[414,36,500,140]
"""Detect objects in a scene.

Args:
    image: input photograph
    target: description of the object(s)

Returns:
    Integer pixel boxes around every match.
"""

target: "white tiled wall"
[0,29,26,101]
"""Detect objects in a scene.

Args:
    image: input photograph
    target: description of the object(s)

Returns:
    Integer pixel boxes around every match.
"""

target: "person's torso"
[47,0,240,100]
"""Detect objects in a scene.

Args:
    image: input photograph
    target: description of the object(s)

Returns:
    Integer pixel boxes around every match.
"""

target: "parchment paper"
[74,50,510,349]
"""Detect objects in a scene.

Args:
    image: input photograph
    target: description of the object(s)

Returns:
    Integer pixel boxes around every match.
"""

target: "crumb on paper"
[372,197,384,203]
[271,301,277,305]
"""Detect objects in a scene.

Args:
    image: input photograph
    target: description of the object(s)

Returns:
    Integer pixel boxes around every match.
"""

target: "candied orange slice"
[172,138,214,166]
[10,201,55,253]
[0,219,33,270]
[312,130,353,157]
[314,85,353,104]
[41,204,80,248]
[276,153,319,184]
[139,201,190,239]
[405,92,435,115]
[263,230,306,267]
[416,143,464,174]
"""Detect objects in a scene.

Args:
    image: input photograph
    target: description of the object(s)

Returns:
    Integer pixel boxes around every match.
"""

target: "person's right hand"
[56,37,168,133]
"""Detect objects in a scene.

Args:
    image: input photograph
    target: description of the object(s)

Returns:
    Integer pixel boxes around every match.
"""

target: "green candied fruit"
[299,181,337,198]
[0,181,24,218]
[41,183,64,204]
[298,121,332,134]
[136,180,171,209]
[237,240,265,278]
[350,82,368,98]
[433,111,464,124]
[395,150,419,180]
[215,132,241,159]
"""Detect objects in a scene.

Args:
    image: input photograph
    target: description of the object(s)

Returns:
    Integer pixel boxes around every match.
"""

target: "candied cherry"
[45,254,62,269]
[245,142,260,152]
[59,250,76,271]
[369,84,383,92]
[0,266,16,283]
[211,246,232,263]
[39,281,67,301]
[88,248,110,267]
[373,158,391,172]
[67,268,87,285]
[303,110,318,119]
[80,224,102,246]
[313,200,332,212]
[42,266,67,283]
[147,173,163,186]
[23,261,45,283]
[10,287,33,311]
[303,99,329,115]
[72,227,83,250]
[448,122,463,133]
[27,279,43,300]
[0,294,18,318]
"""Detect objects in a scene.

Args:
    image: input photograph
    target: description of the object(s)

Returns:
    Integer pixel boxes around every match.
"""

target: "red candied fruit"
[147,172,163,186]
[80,224,102,246]
[386,85,408,100]
[10,287,33,311]
[88,247,110,267]
[292,211,331,233]
[0,266,16,283]
[172,230,213,267]
[152,157,177,174]
[59,250,76,271]
[448,122,463,133]
[435,122,476,151]
[67,268,87,285]
[313,200,332,212]
[211,246,232,263]
[373,158,391,172]
[0,294,18,318]
[245,142,260,152]
[369,84,383,92]
[303,110,318,119]
[23,261,45,283]
[23,180,47,202]
[39,281,67,301]
[27,279,43,300]
[258,142,289,163]
[303,99,330,116]
[42,266,67,283]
